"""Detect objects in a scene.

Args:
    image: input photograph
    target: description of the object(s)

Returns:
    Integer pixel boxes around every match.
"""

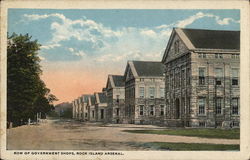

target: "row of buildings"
[72,28,240,128]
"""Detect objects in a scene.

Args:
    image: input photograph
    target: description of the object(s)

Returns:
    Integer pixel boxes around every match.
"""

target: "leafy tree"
[7,33,58,127]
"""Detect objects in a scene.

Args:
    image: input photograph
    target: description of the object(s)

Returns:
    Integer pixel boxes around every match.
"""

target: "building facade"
[106,75,125,123]
[124,61,166,125]
[162,28,240,128]
[87,95,96,122]
[94,92,108,122]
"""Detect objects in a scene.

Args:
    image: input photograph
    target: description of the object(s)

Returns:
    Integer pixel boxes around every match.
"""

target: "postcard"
[1,0,249,160]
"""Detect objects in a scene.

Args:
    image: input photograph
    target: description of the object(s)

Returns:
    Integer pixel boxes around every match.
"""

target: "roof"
[181,28,240,50]
[112,75,125,87]
[90,95,95,105]
[98,93,107,103]
[132,61,164,77]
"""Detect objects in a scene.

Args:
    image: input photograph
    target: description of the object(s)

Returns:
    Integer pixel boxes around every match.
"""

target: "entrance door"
[101,109,104,119]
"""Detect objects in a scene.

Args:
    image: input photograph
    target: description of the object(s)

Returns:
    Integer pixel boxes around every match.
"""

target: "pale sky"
[8,9,240,104]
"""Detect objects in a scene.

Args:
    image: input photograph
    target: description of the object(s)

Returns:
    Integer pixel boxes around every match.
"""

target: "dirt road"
[7,119,239,150]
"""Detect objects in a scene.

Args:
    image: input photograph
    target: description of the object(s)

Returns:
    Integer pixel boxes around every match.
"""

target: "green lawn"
[135,142,239,151]
[123,128,240,139]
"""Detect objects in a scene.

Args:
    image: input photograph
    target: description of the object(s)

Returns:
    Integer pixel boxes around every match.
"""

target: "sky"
[8,9,240,104]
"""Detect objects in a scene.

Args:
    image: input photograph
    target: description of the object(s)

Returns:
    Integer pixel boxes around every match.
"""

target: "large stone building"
[106,75,125,123]
[72,95,90,121]
[124,61,166,124]
[162,28,240,128]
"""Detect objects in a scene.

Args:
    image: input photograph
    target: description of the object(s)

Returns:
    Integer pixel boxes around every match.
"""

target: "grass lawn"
[135,142,239,151]
[123,128,240,139]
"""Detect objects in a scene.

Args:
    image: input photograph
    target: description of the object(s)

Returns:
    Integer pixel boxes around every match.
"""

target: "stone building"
[162,28,240,128]
[124,61,166,124]
[106,75,125,123]
[94,92,108,122]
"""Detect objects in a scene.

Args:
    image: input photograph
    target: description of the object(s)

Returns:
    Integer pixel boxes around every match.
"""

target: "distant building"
[55,102,73,118]
[162,28,240,128]
[124,61,165,124]
[94,92,108,122]
[106,75,125,123]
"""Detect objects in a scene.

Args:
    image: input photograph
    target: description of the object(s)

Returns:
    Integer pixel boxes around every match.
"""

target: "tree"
[7,33,58,127]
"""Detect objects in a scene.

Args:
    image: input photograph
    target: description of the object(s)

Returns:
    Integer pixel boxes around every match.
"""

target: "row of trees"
[7,33,58,127]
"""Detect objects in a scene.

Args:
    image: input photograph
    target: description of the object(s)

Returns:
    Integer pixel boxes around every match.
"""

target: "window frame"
[198,97,206,115]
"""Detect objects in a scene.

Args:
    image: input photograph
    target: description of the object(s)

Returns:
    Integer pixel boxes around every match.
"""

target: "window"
[92,110,95,118]
[232,68,239,86]
[160,88,165,98]
[150,105,154,115]
[232,121,239,127]
[215,97,222,114]
[149,87,155,98]
[181,70,185,87]
[140,78,144,81]
[85,113,88,117]
[198,53,206,58]
[198,98,205,115]
[199,68,205,85]
[116,95,120,103]
[187,97,191,114]
[232,98,239,115]
[174,40,179,54]
[139,87,144,98]
[215,121,222,127]
[116,108,120,116]
[199,122,206,127]
[101,109,104,119]
[139,105,144,115]
[182,98,185,114]
[186,68,191,85]
[215,68,223,85]
[231,54,239,59]
[215,53,223,59]
[160,105,165,116]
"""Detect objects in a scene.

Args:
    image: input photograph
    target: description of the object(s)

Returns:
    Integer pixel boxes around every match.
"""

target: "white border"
[1,0,249,160]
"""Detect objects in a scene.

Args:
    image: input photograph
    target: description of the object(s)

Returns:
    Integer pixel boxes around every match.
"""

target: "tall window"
[232,68,239,86]
[174,40,179,54]
[182,98,185,114]
[199,68,205,85]
[149,87,155,98]
[92,110,95,118]
[116,108,120,116]
[150,105,154,115]
[160,88,165,98]
[231,54,239,59]
[139,105,144,115]
[160,105,165,116]
[215,97,222,114]
[232,98,239,115]
[215,68,223,85]
[186,68,191,85]
[116,95,120,103]
[181,70,185,87]
[198,98,205,115]
[139,87,144,98]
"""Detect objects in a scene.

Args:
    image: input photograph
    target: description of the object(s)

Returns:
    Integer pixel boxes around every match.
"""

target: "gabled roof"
[131,61,164,77]
[162,28,240,62]
[181,28,240,50]
[98,93,107,103]
[107,75,125,89]
[112,75,125,87]
[94,92,107,104]
[89,95,95,105]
